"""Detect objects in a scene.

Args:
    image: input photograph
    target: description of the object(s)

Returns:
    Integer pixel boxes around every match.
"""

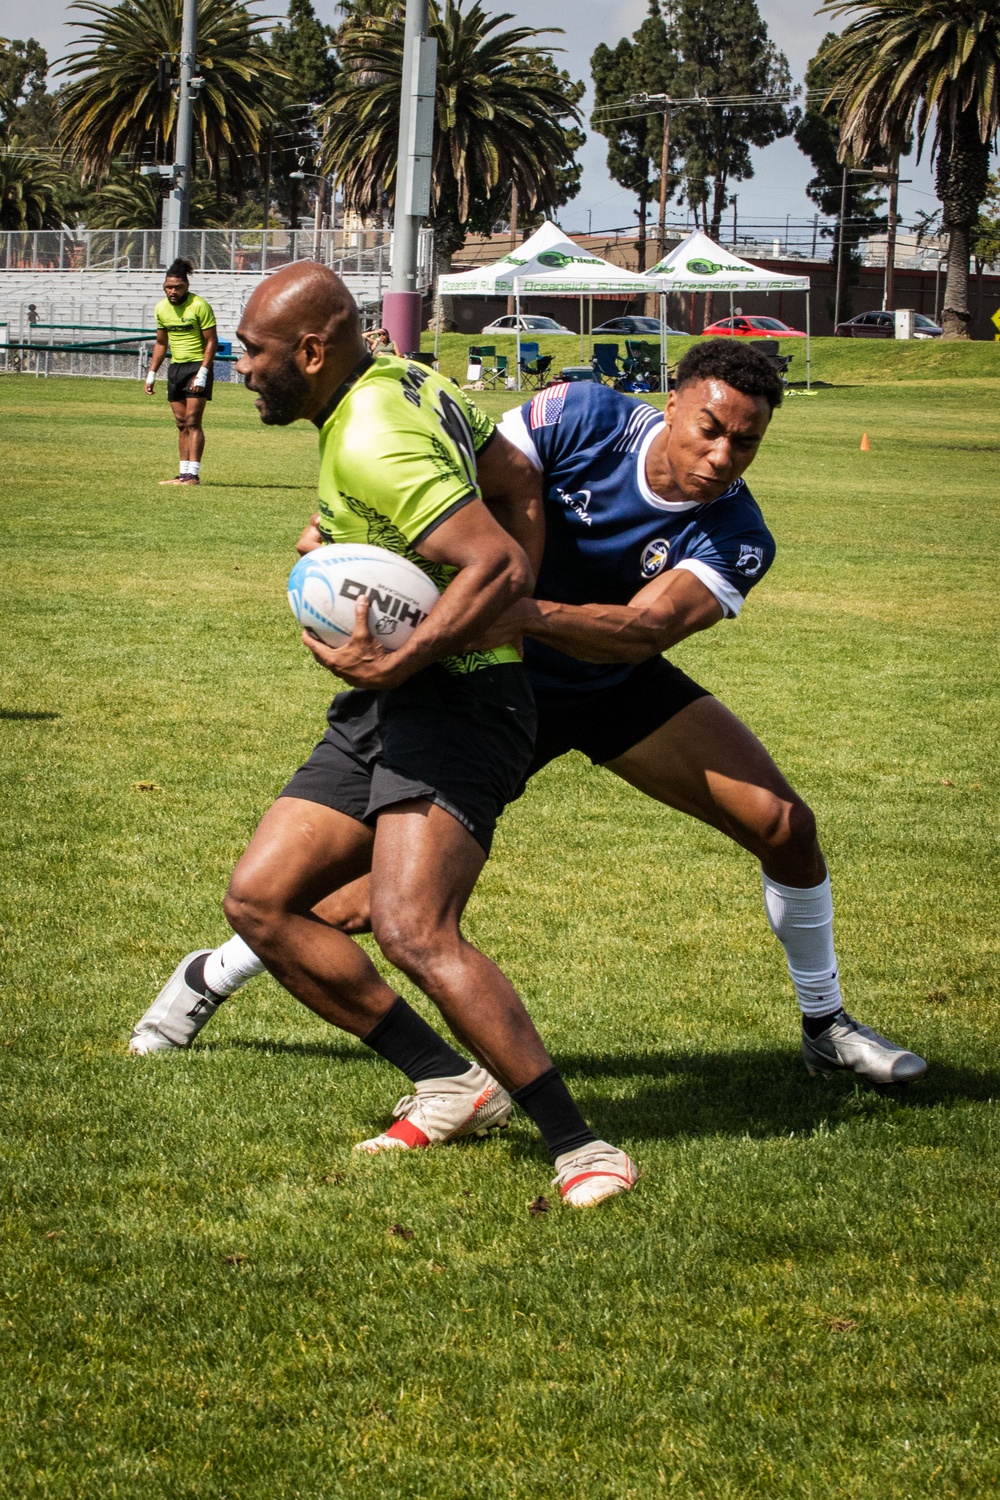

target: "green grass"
[428,330,1000,390]
[2,371,999,1498]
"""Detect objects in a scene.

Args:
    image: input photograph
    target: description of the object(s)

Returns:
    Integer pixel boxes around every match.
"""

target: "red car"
[702,315,807,338]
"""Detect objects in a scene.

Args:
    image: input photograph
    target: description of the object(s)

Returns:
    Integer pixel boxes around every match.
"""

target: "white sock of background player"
[201,934,267,998]
[761,872,844,1033]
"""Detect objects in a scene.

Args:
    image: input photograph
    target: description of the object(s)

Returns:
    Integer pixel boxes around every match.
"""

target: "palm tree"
[318,0,584,276]
[0,139,64,229]
[822,0,1000,339]
[56,0,287,191]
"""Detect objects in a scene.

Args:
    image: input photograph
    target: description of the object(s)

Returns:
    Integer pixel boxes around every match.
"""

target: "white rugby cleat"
[354,1065,512,1152]
[552,1141,640,1208]
[802,1010,927,1084]
[129,950,224,1054]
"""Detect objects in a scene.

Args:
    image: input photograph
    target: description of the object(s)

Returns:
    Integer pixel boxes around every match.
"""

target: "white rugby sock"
[188,461,201,477]
[204,934,267,997]
[179,460,192,475]
[761,872,844,1018]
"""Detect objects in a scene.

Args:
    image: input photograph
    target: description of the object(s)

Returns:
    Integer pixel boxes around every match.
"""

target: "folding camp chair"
[748,339,792,379]
[592,343,624,386]
[482,353,510,390]
[624,340,660,391]
[518,343,552,390]
[466,345,485,383]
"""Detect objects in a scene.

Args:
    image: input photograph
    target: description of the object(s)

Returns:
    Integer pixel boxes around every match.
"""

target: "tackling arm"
[476,567,724,664]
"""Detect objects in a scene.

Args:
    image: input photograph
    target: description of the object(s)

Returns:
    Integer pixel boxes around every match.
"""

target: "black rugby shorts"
[278,664,536,856]
[166,360,214,402]
[527,655,711,775]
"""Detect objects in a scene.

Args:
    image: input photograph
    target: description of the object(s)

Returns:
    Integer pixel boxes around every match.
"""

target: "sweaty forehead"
[683,377,770,434]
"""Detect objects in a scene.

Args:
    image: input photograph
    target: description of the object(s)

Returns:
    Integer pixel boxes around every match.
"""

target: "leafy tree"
[673,0,795,239]
[591,3,681,270]
[319,0,584,276]
[823,0,1000,339]
[56,0,287,191]
[1,37,49,131]
[267,0,339,227]
[794,32,886,317]
[0,137,63,228]
[972,171,1000,272]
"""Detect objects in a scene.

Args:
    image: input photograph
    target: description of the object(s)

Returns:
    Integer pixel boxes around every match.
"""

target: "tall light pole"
[161,0,199,267]
[382,0,437,356]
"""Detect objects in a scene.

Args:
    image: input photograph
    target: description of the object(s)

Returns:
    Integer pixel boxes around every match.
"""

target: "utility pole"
[160,0,198,267]
[874,158,900,310]
[383,0,437,356]
[834,164,848,331]
[656,98,672,263]
[506,183,518,315]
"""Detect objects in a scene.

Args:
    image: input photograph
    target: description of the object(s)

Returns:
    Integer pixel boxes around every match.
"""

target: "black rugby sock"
[512,1066,597,1163]
[183,952,225,1002]
[362,996,472,1085]
[803,1008,845,1039]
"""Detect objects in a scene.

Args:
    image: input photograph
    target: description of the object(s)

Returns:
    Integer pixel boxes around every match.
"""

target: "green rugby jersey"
[314,353,519,675]
[155,293,217,363]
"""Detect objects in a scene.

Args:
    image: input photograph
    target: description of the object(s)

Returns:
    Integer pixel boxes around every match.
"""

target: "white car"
[479,314,574,335]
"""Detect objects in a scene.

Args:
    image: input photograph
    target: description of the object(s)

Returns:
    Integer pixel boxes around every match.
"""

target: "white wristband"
[145,369,156,386]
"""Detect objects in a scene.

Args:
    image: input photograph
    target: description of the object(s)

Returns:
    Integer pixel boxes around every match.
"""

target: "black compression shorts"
[167,360,214,402]
[528,655,710,775]
[278,664,536,856]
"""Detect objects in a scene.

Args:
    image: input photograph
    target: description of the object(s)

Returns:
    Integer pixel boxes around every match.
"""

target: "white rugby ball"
[287,542,440,652]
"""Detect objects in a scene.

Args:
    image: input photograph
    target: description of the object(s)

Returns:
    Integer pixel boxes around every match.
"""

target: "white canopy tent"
[646,229,812,392]
[436,219,652,388]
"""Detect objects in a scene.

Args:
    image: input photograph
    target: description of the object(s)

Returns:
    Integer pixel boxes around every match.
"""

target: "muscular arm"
[303,499,533,689]
[476,567,724,664]
[149,329,170,374]
[201,327,219,368]
[476,431,545,581]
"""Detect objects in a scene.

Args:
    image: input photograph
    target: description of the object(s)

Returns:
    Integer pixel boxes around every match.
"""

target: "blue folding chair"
[592,343,624,386]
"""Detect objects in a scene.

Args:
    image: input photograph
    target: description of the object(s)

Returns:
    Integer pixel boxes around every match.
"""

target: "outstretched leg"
[605,695,925,1083]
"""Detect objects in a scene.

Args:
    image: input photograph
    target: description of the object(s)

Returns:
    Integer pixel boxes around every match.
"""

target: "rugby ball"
[287,543,440,652]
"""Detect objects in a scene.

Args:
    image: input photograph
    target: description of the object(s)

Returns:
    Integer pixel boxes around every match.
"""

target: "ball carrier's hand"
[303,594,403,691]
[302,497,533,692]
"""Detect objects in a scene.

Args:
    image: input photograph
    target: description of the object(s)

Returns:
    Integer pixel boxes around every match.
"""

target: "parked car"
[479,314,573,335]
[702,315,807,338]
[591,315,685,335]
[834,310,942,339]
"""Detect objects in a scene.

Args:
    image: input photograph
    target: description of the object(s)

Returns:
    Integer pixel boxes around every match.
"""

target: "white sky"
[2,0,947,240]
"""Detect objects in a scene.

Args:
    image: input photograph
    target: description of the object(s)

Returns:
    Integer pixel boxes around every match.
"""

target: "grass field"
[2,359,999,1498]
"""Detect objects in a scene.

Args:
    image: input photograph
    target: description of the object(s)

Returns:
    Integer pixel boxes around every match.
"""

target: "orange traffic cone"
[860,432,870,451]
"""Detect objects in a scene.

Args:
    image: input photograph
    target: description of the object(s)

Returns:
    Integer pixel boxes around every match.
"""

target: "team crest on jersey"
[736,544,765,576]
[640,538,671,577]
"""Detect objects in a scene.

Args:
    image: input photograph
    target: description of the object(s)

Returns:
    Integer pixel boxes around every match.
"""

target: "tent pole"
[589,294,593,366]
[659,289,668,395]
[579,294,584,362]
[729,290,733,325]
[806,292,811,391]
[433,287,441,361]
[515,280,521,392]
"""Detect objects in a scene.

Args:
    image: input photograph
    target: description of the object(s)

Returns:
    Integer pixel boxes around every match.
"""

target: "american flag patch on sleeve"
[529,383,569,428]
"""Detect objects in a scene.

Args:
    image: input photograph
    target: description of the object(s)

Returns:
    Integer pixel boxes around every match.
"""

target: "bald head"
[236,261,368,426]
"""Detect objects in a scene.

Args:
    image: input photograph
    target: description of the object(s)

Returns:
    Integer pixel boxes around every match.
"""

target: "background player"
[144,257,218,486]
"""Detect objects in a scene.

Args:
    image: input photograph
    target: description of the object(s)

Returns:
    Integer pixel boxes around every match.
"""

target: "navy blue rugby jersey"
[498,381,776,693]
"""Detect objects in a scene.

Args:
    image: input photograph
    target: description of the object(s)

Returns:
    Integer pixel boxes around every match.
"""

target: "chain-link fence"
[0,227,434,289]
